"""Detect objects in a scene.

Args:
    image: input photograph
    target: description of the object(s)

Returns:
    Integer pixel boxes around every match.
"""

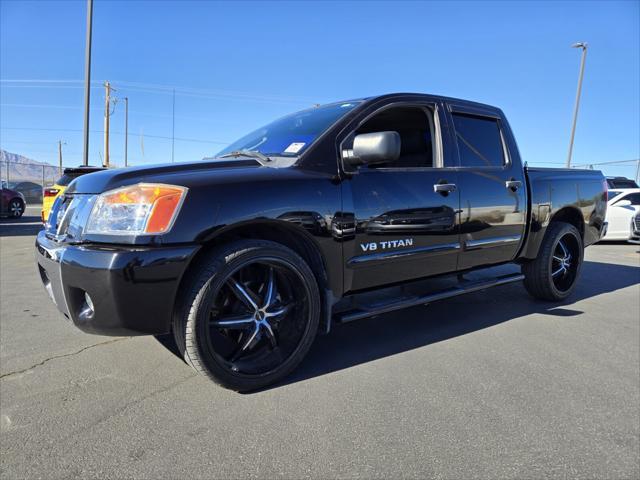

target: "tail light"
[44,188,59,198]
[603,179,608,202]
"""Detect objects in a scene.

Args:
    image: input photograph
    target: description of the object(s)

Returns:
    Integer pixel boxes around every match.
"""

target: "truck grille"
[634,214,640,233]
[45,194,95,241]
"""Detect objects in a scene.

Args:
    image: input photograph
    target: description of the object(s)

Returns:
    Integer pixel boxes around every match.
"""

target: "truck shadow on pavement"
[155,259,639,393]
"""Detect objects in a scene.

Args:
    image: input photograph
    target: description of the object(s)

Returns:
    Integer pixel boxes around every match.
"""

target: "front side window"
[355,106,435,168]
[216,101,362,158]
[452,112,505,168]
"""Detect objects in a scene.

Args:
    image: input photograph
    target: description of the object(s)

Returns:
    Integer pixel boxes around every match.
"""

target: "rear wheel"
[173,240,320,391]
[9,198,24,218]
[522,222,583,301]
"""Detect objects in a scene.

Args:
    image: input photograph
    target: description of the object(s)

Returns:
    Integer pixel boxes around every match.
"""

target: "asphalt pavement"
[1,207,639,479]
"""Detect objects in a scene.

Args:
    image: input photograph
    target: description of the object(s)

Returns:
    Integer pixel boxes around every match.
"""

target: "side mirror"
[347,131,401,166]
[615,199,632,207]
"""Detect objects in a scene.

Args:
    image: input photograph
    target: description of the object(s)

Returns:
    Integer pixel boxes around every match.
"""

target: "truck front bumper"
[35,230,199,336]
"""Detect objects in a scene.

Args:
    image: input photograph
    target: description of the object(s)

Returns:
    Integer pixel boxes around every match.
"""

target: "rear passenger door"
[446,104,527,270]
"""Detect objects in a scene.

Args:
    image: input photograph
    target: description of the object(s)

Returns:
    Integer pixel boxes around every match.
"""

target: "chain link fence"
[0,161,62,206]
[571,159,640,184]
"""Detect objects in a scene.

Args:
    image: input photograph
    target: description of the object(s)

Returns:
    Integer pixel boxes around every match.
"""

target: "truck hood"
[66,159,262,194]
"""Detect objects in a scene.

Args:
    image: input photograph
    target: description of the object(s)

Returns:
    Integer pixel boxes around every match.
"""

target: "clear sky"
[1,0,639,178]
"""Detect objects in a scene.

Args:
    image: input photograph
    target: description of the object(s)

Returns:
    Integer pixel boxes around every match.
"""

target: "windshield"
[608,191,623,201]
[57,172,92,186]
[216,101,362,158]
[56,168,104,186]
[615,193,640,206]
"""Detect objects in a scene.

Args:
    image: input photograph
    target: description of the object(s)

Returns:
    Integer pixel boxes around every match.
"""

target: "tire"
[173,239,320,391]
[522,222,584,301]
[9,198,24,218]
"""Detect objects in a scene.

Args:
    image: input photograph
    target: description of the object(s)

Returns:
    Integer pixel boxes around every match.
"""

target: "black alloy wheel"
[206,259,308,375]
[549,233,580,293]
[522,221,584,301]
[174,239,320,391]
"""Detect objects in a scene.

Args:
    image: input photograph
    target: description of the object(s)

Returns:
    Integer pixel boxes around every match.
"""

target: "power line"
[0,103,101,110]
[0,79,86,83]
[572,159,639,167]
[1,126,230,145]
[0,103,249,123]
[0,140,63,145]
[1,79,316,104]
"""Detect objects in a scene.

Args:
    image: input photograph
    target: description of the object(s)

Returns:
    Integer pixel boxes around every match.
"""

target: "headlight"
[85,183,187,235]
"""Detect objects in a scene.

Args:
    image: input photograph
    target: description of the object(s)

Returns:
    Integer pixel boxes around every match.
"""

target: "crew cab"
[36,93,607,391]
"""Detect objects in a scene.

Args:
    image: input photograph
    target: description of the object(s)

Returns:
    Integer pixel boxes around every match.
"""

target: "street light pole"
[171,88,175,163]
[124,97,129,167]
[103,81,112,168]
[58,140,66,174]
[566,42,588,168]
[82,0,93,166]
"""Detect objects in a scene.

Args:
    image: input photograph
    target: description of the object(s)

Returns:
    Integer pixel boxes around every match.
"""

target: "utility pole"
[103,81,115,168]
[171,88,175,163]
[124,97,129,167]
[566,42,588,168]
[82,0,93,166]
[58,140,65,174]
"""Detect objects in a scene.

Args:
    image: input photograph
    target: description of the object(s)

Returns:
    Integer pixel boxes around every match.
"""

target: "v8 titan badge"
[360,238,414,252]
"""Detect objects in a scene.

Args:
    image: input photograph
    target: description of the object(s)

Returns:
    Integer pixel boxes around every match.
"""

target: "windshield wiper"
[219,150,272,165]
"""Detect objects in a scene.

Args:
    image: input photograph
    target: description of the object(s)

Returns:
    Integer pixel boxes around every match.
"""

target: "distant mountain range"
[0,149,60,184]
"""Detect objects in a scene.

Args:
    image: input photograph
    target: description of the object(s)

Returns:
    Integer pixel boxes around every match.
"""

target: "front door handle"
[505,180,522,192]
[434,183,457,195]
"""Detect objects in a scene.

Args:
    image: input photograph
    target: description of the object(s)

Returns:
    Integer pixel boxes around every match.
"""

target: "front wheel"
[173,239,320,391]
[522,222,584,301]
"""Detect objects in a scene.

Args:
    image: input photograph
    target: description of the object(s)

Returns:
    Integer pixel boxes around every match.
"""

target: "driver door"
[340,103,460,293]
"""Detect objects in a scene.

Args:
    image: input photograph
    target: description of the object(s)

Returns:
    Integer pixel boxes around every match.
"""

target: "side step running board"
[335,273,524,323]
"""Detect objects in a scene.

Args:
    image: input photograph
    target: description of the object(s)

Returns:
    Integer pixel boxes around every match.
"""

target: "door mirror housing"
[346,131,401,166]
[615,199,632,207]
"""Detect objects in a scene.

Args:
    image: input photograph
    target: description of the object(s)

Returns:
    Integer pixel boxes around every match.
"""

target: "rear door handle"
[505,180,522,191]
[434,183,457,195]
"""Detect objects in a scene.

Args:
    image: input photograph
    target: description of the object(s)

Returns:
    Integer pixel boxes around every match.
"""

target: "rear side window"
[452,113,505,168]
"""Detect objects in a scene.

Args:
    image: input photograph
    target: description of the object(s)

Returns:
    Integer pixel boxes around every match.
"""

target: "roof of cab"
[364,92,502,113]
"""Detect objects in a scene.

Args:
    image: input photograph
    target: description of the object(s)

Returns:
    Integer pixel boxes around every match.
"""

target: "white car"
[629,212,640,244]
[602,188,640,241]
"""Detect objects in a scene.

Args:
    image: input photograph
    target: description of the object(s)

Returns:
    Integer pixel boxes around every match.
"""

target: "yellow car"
[42,166,105,222]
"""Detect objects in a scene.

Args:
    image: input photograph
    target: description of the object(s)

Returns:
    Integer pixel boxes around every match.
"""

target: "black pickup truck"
[36,93,607,391]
